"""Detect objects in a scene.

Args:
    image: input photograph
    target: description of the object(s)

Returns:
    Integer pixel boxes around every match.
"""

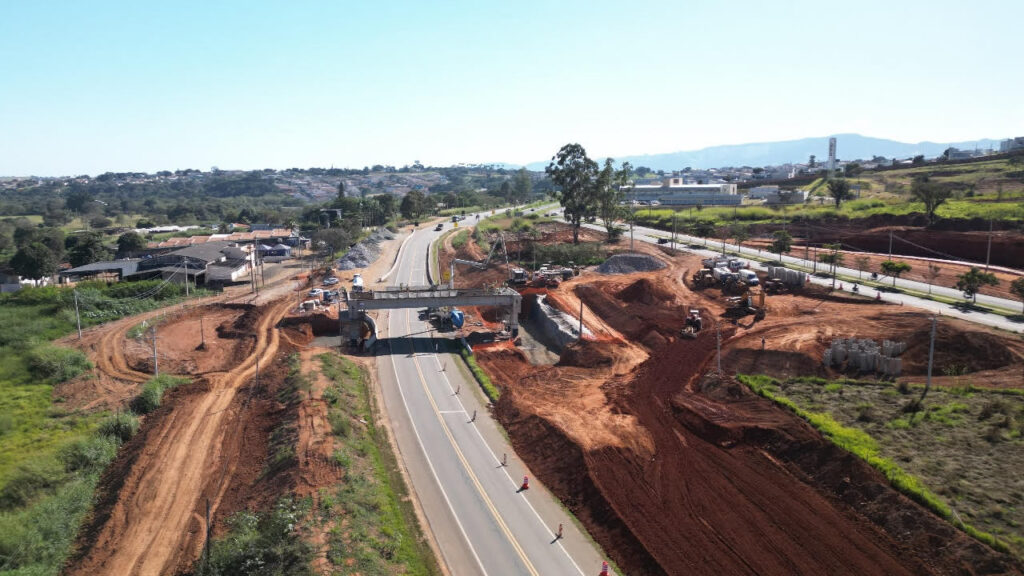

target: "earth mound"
[616,278,674,306]
[597,253,665,275]
[557,339,616,368]
[902,324,1017,374]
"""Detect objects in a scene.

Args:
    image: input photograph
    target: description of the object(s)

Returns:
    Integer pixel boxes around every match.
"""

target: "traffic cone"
[839,283,843,290]
[600,560,610,575]
[520,476,530,490]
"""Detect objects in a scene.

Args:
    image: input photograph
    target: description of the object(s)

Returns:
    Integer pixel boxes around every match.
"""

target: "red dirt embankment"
[483,248,1023,575]
[493,332,1023,575]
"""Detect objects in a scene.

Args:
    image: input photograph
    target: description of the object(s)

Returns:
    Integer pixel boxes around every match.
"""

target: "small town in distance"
[2,3,1024,576]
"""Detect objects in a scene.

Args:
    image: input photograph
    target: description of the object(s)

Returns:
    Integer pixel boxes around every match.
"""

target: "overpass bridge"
[340,285,522,346]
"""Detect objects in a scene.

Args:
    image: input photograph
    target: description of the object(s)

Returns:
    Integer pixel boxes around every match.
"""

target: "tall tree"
[771,229,792,257]
[374,194,396,220]
[400,189,426,219]
[512,168,532,205]
[827,178,853,208]
[68,232,111,267]
[499,181,513,205]
[10,242,58,280]
[117,231,147,256]
[546,143,599,244]
[955,267,999,303]
[910,176,952,226]
[594,159,625,242]
[337,180,346,201]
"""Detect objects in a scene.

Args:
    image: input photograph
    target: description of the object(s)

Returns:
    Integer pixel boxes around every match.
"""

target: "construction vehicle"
[723,289,766,321]
[449,231,513,288]
[449,308,465,329]
[509,267,528,286]
[762,278,787,294]
[692,268,716,288]
[680,309,703,339]
[351,273,364,293]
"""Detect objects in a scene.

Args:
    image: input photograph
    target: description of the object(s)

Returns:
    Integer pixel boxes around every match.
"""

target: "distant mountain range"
[521,134,1004,172]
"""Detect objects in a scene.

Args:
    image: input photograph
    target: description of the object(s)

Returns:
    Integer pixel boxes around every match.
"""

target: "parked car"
[323,277,340,286]
[308,288,324,297]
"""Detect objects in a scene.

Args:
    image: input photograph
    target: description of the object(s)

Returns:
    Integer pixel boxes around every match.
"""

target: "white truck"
[352,273,364,293]
[713,267,736,284]
[739,269,759,286]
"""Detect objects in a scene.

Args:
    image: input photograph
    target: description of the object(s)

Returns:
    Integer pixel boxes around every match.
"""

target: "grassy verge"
[737,374,1020,556]
[317,352,438,575]
[0,282,211,575]
[459,347,500,403]
[450,229,469,249]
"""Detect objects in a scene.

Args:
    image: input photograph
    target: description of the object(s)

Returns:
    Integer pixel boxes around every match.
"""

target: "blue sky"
[1,0,1021,176]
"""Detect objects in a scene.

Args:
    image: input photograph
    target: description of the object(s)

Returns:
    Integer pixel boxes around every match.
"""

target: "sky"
[1,0,1022,176]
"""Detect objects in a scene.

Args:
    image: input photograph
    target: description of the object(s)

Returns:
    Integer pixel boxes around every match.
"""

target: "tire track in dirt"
[68,296,294,576]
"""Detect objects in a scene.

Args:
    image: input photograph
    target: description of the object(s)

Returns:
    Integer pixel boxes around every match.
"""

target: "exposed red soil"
[474,244,1024,575]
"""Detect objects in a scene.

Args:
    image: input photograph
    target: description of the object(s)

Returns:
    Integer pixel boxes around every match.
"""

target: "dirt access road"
[68,295,295,576]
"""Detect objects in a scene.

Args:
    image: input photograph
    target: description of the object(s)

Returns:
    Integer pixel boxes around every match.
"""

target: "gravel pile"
[597,253,666,275]
[336,228,396,270]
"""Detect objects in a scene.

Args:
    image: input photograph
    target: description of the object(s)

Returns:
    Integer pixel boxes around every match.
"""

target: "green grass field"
[738,374,1024,557]
[0,283,210,575]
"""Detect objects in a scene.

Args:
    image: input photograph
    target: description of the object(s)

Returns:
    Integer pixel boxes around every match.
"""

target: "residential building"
[1000,137,1024,153]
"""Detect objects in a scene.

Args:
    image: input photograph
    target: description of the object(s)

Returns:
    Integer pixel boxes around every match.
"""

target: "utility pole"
[151,326,158,376]
[922,316,936,404]
[73,289,82,340]
[804,223,810,263]
[985,219,993,272]
[672,213,677,251]
[578,300,584,341]
[200,315,206,349]
[716,325,722,375]
[185,265,190,297]
[888,229,893,261]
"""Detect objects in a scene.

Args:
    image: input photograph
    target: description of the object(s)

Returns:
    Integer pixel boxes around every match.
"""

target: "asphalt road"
[373,214,609,576]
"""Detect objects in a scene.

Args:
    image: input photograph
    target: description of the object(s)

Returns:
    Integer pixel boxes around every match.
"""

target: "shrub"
[97,411,140,443]
[27,343,92,383]
[450,230,469,249]
[130,374,188,414]
[0,456,63,509]
[59,435,118,474]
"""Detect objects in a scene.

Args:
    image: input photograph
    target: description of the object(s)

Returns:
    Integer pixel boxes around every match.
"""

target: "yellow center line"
[404,313,540,576]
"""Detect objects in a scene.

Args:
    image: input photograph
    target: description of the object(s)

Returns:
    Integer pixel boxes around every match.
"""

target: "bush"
[198,497,315,576]
[130,374,188,414]
[98,412,140,444]
[59,435,118,474]
[27,343,92,383]
[460,348,499,402]
[0,456,64,509]
[450,230,469,249]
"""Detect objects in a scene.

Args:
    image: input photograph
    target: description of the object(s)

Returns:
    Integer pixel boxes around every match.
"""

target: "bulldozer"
[680,309,703,339]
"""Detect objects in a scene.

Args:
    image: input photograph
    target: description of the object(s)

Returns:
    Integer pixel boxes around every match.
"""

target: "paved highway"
[373,215,609,576]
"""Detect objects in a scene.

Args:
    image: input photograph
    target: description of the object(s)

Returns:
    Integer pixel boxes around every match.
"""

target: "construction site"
[438,220,1024,575]
[51,216,1024,576]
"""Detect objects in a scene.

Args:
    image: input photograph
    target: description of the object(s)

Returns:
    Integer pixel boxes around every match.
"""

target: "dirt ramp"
[495,400,666,576]
[557,339,617,368]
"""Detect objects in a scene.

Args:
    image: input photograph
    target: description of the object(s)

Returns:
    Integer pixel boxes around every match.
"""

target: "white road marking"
[386,310,490,576]
[429,352,588,576]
